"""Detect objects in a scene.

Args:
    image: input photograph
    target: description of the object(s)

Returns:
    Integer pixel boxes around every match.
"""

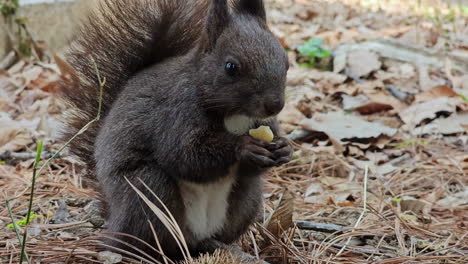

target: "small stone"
[89,216,105,228]
[84,199,102,214]
[311,232,326,241]
[437,230,450,236]
[66,198,92,207]
[27,228,41,236]
[98,251,123,264]
[50,200,70,224]
[416,240,427,249]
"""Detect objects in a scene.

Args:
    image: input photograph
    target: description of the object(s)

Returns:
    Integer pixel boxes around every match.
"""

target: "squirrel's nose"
[264,98,284,116]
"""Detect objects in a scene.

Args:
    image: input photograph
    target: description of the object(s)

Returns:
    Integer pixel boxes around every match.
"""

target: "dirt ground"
[0,0,467,263]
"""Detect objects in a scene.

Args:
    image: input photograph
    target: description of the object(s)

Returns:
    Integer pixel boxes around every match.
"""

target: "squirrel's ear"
[205,0,229,50]
[234,0,266,21]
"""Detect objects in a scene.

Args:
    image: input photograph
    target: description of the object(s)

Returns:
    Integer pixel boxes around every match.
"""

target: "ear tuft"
[234,0,266,20]
[205,0,230,50]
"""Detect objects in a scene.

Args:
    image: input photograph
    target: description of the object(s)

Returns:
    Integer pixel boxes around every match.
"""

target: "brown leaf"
[265,189,294,238]
[30,69,60,93]
[0,126,33,153]
[399,199,428,215]
[354,102,394,115]
[54,54,79,87]
[414,85,459,104]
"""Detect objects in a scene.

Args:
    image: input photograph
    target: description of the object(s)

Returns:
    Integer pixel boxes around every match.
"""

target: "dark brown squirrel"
[59,0,292,261]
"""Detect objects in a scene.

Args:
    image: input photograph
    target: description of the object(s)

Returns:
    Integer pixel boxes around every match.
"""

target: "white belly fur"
[178,165,238,240]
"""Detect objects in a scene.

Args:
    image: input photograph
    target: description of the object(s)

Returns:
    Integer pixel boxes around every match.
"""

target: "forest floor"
[1,0,467,263]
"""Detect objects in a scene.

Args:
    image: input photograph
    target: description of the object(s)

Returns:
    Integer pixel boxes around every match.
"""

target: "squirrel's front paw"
[268,137,293,166]
[240,136,292,168]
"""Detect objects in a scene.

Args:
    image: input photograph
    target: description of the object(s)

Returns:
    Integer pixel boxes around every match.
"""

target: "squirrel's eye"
[225,62,239,76]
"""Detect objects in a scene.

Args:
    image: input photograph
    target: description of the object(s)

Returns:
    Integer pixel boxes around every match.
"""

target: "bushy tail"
[59,0,207,176]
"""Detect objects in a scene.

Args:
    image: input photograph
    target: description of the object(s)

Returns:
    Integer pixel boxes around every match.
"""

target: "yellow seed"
[249,126,274,142]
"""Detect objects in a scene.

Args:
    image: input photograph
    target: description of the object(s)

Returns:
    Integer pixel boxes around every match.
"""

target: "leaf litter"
[1,0,468,263]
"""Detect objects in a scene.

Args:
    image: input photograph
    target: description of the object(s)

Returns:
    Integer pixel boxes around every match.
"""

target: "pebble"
[98,251,123,264]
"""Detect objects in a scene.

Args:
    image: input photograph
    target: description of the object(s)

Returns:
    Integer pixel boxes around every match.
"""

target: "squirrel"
[59,0,292,261]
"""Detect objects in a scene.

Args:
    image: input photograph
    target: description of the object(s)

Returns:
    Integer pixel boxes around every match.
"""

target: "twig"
[385,85,414,104]
[35,58,105,180]
[128,178,192,261]
[295,221,348,233]
[248,230,261,261]
[148,220,170,264]
[335,165,369,257]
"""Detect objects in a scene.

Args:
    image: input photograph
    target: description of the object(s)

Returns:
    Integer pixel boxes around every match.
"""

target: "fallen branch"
[295,220,348,233]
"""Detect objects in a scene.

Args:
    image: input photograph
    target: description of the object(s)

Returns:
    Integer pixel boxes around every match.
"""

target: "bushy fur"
[59,0,291,261]
[60,0,209,179]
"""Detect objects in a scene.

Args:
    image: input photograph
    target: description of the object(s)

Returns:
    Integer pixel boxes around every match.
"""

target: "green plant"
[461,6,468,16]
[14,16,33,56]
[297,38,331,69]
[1,0,19,18]
[395,140,429,148]
[1,0,34,57]
[6,59,105,264]
[460,94,468,102]
[7,209,40,229]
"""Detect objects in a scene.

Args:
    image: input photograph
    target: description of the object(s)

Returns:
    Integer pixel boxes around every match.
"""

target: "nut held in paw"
[249,126,274,142]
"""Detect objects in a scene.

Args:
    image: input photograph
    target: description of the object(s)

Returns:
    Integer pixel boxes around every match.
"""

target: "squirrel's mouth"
[224,114,276,135]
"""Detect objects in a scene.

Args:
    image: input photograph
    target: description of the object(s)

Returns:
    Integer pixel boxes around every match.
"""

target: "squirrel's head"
[197,0,288,123]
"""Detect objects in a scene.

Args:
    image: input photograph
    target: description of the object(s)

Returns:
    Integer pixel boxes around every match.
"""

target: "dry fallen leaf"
[351,158,397,176]
[347,49,382,77]
[354,102,394,115]
[341,94,368,110]
[399,97,457,128]
[407,112,468,136]
[0,113,35,152]
[305,177,360,206]
[305,181,324,197]
[414,85,459,104]
[301,112,397,146]
[278,104,305,125]
[265,189,294,238]
[399,198,428,215]
[436,188,468,209]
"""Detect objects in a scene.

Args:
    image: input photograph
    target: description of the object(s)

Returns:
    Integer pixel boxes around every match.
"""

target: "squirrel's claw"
[271,137,293,166]
[240,136,292,168]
